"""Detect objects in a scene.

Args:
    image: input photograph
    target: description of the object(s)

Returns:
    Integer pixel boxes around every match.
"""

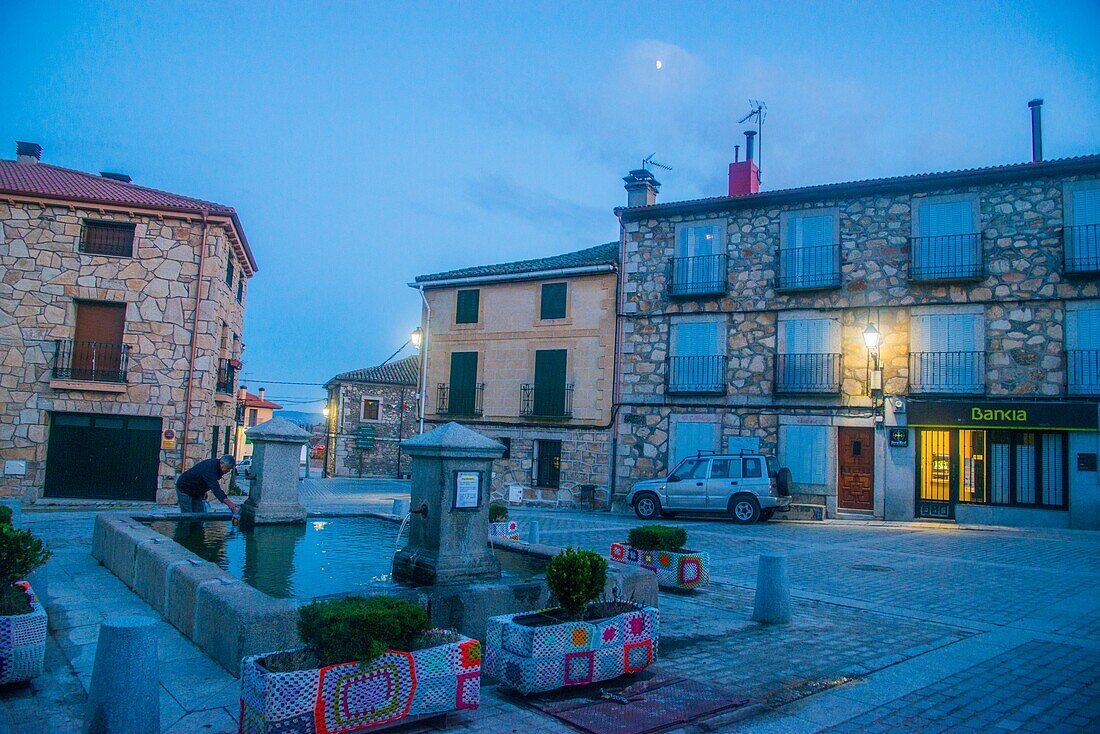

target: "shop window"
[361,398,381,421]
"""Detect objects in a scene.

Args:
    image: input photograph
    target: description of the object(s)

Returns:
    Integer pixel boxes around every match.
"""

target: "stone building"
[323,355,418,478]
[0,141,256,504]
[412,243,618,506]
[614,126,1100,530]
[234,387,282,459]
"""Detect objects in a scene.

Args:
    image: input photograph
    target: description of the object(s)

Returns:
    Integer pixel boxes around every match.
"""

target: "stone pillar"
[392,422,506,586]
[239,417,309,526]
[751,554,792,624]
[82,616,159,734]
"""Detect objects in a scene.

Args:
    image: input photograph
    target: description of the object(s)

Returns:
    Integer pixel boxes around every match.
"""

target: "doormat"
[517,672,755,734]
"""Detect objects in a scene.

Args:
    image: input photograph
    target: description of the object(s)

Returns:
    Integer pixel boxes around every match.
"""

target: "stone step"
[772,503,825,521]
[833,509,876,521]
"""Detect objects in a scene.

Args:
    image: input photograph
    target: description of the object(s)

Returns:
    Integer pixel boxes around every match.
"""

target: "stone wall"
[326,381,416,478]
[0,200,248,502]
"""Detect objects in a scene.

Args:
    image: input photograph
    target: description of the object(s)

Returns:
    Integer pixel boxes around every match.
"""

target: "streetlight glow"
[410,327,423,349]
[863,323,881,350]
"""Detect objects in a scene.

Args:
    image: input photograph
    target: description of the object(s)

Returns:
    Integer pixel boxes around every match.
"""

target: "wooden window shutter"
[456,289,480,324]
[540,283,567,319]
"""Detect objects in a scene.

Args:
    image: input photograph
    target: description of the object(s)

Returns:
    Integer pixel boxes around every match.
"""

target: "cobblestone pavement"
[3,483,1099,733]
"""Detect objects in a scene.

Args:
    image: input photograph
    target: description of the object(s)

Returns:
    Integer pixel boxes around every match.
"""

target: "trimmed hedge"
[627,525,687,552]
[297,596,430,668]
[488,502,509,523]
[546,548,607,620]
[0,505,12,526]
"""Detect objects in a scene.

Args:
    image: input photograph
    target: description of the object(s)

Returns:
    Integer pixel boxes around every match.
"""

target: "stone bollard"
[83,616,159,734]
[525,521,540,545]
[392,498,411,517]
[751,554,791,625]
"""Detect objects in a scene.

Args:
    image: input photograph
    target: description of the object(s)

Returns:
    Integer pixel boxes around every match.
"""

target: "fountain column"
[239,417,309,526]
[392,422,506,585]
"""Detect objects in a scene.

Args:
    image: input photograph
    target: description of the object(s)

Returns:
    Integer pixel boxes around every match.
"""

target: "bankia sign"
[908,400,1098,431]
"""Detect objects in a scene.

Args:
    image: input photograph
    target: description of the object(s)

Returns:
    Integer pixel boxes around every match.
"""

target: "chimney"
[16,141,42,164]
[727,130,760,196]
[100,171,132,183]
[623,168,660,207]
[1028,98,1043,162]
[259,387,266,402]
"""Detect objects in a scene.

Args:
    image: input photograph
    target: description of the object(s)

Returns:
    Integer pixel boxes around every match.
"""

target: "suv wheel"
[759,508,775,522]
[633,494,661,521]
[729,495,761,524]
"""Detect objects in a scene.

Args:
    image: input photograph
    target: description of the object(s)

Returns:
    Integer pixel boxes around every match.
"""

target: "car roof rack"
[694,450,717,457]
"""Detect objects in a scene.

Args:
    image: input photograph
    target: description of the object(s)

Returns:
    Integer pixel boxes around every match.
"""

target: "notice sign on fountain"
[455,471,481,510]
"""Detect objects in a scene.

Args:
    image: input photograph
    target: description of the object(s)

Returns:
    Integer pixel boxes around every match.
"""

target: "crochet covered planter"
[0,581,47,685]
[239,633,481,734]
[488,520,519,541]
[484,602,658,695]
[610,543,711,590]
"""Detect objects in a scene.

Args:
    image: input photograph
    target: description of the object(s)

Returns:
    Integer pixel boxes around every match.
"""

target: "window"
[226,257,235,287]
[911,197,981,280]
[223,425,232,456]
[456,289,480,324]
[1067,303,1100,395]
[710,458,740,479]
[499,437,511,460]
[445,352,481,415]
[248,409,258,427]
[776,318,841,393]
[540,282,567,320]
[670,220,727,296]
[525,349,570,417]
[669,320,725,393]
[80,220,135,257]
[910,313,984,393]
[672,457,709,480]
[669,420,719,468]
[59,300,128,383]
[781,425,828,485]
[778,211,840,290]
[742,457,762,478]
[1065,185,1100,273]
[534,439,562,488]
[361,398,381,421]
[236,278,243,303]
[211,426,220,459]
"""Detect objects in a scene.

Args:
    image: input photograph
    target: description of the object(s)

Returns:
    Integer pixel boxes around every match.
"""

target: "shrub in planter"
[0,505,12,526]
[612,525,710,591]
[240,595,480,733]
[488,502,518,541]
[484,548,658,694]
[0,524,50,685]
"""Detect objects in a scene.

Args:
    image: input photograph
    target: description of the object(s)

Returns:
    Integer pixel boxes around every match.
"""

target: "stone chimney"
[623,169,660,208]
[727,130,760,196]
[16,141,42,164]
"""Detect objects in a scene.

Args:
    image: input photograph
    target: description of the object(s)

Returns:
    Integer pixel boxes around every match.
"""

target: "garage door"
[44,413,161,501]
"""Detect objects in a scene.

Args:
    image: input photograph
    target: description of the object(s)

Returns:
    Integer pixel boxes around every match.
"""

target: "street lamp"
[410,327,423,349]
[863,323,881,352]
[864,321,884,427]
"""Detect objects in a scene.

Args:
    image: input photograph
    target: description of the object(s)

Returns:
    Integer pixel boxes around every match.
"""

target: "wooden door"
[838,427,874,511]
[73,301,126,380]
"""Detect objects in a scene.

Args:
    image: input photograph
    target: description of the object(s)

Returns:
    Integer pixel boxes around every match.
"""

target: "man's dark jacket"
[177,458,229,502]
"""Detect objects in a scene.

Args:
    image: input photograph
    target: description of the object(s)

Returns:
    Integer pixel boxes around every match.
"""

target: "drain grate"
[848,563,895,572]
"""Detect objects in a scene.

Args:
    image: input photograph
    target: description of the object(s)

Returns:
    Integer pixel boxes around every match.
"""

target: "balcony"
[1068,350,1100,396]
[667,355,727,395]
[775,245,842,291]
[909,234,983,281]
[52,340,129,383]
[1065,225,1100,274]
[774,353,842,394]
[216,359,236,394]
[520,383,573,419]
[909,351,985,395]
[669,254,728,298]
[436,383,485,416]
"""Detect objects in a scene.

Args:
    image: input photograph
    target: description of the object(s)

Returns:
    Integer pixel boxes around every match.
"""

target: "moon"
[655,59,663,70]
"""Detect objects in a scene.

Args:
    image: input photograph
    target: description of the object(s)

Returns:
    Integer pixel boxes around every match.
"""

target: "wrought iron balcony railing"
[667,355,727,394]
[520,383,574,418]
[774,353,843,394]
[216,358,236,394]
[436,383,485,415]
[1068,349,1100,396]
[775,245,842,291]
[1065,224,1100,274]
[53,340,129,383]
[909,233,983,281]
[669,254,728,297]
[909,351,985,394]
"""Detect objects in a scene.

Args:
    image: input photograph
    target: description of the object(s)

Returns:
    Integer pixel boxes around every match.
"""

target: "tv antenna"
[738,99,767,183]
[641,153,672,174]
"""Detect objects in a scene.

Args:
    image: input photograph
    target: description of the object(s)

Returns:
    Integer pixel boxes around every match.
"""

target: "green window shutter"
[533,349,567,415]
[449,352,479,413]
[456,289,480,324]
[211,426,219,459]
[540,283,567,320]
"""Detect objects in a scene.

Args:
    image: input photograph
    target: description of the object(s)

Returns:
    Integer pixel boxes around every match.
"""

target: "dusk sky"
[3,1,1099,411]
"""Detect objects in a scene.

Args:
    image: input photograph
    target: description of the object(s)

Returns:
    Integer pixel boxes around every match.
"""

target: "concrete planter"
[610,543,711,590]
[239,632,481,733]
[488,520,519,541]
[0,581,47,685]
[484,602,658,695]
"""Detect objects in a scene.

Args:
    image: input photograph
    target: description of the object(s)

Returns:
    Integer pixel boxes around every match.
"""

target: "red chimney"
[728,130,760,196]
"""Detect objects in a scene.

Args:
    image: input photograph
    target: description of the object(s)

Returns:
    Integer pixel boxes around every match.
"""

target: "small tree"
[297,596,429,668]
[546,548,607,620]
[0,525,50,616]
[488,502,509,523]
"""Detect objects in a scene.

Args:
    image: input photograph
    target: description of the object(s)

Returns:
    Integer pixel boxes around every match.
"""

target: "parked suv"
[626,451,792,524]
[235,455,254,479]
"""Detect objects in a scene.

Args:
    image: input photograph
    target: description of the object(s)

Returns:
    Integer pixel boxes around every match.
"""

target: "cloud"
[463,172,611,241]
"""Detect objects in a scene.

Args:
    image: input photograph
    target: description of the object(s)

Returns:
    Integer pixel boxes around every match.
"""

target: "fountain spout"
[410,503,428,518]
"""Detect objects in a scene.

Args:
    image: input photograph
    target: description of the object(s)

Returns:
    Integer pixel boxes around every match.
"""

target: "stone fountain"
[239,417,309,526]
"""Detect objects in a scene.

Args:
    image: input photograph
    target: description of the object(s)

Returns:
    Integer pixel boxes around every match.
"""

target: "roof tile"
[415,241,618,284]
[328,354,419,386]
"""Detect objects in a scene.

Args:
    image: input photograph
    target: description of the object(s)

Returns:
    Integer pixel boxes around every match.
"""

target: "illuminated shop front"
[907,401,1098,522]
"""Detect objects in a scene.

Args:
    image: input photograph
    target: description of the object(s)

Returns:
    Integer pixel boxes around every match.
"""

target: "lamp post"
[411,325,427,434]
[321,404,332,478]
[864,322,884,428]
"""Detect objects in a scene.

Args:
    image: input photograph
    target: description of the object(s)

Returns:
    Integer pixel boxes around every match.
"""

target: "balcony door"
[670,321,722,391]
[533,349,567,417]
[914,314,982,393]
[781,214,835,289]
[448,352,479,415]
[73,301,126,381]
[674,222,723,293]
[915,200,978,279]
[780,318,837,392]
[1068,306,1100,395]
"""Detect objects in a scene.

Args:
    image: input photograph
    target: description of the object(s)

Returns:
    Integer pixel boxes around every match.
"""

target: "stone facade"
[615,158,1100,528]
[0,156,254,504]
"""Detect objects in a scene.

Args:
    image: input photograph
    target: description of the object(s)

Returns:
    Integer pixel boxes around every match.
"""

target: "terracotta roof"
[241,391,282,410]
[414,241,618,285]
[0,158,257,272]
[617,154,1100,221]
[327,354,419,387]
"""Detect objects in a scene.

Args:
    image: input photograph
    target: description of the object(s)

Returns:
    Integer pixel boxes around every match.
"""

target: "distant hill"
[275,410,324,428]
